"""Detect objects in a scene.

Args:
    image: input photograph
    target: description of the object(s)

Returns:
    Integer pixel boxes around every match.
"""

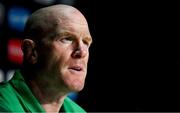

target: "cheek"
[51,54,68,75]
[53,44,72,64]
[52,45,70,63]
[43,46,68,75]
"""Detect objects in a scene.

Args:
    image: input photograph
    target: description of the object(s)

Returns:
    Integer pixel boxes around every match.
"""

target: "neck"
[21,68,70,113]
[41,96,66,113]
[29,80,67,113]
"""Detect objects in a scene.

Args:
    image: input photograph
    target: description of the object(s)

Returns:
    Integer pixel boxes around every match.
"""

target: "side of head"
[21,4,92,92]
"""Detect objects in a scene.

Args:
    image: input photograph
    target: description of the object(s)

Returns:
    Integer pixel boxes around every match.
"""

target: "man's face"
[39,15,92,92]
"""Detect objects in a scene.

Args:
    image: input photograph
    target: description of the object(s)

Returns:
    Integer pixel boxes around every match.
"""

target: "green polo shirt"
[0,70,86,112]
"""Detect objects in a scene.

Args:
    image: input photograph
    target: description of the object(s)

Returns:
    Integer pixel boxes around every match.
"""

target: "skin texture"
[21,4,92,113]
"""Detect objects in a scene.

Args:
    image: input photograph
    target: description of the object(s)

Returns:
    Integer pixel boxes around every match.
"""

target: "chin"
[63,71,86,92]
[69,82,85,92]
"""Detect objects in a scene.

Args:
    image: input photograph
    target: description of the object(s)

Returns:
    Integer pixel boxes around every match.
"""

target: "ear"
[21,39,38,64]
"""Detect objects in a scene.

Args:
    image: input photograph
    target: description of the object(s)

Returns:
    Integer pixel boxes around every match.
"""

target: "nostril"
[72,50,82,58]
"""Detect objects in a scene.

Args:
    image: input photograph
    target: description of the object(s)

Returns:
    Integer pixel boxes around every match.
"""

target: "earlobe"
[21,39,38,64]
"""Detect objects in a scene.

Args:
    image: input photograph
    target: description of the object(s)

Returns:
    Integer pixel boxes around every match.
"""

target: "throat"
[42,96,66,113]
[29,80,68,112]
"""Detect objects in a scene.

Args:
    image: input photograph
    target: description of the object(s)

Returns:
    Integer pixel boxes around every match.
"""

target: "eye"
[83,40,90,47]
[61,37,73,44]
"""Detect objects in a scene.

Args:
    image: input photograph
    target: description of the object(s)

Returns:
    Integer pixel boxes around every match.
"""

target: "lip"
[68,65,84,72]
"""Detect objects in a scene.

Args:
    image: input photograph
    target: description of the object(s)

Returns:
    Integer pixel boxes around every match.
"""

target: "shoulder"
[0,84,12,112]
[0,80,23,112]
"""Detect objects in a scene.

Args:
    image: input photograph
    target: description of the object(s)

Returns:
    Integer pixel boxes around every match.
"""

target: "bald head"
[24,4,88,42]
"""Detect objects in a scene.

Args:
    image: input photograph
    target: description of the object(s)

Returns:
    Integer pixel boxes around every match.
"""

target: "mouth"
[68,65,84,72]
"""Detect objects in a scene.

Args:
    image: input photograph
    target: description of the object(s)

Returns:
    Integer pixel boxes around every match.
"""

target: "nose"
[71,41,88,59]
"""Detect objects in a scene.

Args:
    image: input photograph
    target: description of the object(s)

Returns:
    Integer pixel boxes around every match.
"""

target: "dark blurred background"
[0,0,179,112]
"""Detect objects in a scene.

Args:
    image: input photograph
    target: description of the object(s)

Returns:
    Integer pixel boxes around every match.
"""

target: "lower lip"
[68,69,84,74]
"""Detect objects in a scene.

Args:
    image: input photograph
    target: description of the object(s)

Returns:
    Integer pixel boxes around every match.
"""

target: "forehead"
[37,7,92,41]
[56,16,91,37]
